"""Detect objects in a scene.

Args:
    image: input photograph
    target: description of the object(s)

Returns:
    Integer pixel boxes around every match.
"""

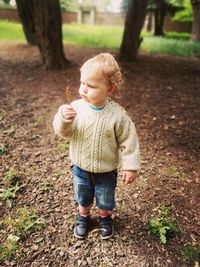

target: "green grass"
[141,35,200,57]
[0,20,200,57]
[0,20,25,41]
[62,23,123,49]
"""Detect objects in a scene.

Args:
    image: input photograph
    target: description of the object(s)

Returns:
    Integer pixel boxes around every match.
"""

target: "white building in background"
[78,0,122,13]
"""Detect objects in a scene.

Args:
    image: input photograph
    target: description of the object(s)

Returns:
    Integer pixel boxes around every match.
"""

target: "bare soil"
[0,43,200,267]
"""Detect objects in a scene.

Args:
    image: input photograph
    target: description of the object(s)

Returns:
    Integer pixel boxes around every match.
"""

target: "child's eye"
[89,85,96,89]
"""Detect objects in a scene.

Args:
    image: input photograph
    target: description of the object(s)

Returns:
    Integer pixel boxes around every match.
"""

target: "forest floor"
[0,43,200,267]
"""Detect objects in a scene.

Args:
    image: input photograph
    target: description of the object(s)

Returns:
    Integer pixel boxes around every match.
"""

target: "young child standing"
[53,53,140,239]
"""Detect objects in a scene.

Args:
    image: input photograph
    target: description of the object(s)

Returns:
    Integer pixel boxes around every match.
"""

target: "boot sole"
[73,228,86,239]
[100,225,114,239]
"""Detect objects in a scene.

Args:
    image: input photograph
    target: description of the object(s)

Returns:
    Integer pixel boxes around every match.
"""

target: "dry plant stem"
[65,86,74,103]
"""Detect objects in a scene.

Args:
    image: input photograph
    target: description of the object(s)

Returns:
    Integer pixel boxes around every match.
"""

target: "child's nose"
[83,86,88,93]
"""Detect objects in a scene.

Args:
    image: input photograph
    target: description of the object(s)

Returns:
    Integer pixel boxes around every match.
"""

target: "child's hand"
[61,104,76,120]
[122,170,137,185]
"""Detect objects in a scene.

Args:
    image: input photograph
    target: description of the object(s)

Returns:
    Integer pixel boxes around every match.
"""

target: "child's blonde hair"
[80,53,123,89]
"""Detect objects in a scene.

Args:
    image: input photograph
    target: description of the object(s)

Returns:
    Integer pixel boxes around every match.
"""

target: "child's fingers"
[62,104,75,112]
[61,105,76,119]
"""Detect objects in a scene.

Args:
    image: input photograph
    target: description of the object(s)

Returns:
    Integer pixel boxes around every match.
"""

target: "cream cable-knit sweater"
[53,98,140,173]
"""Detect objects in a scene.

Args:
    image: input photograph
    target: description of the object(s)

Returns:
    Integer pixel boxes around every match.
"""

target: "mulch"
[0,43,199,267]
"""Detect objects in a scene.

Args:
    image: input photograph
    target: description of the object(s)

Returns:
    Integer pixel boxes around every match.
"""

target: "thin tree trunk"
[16,0,37,45]
[154,0,166,36]
[191,0,200,41]
[119,0,148,61]
[147,11,153,32]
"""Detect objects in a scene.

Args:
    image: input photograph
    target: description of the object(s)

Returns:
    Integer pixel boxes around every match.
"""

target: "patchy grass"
[0,208,45,261]
[3,168,20,186]
[169,166,187,179]
[182,247,200,265]
[0,207,45,237]
[0,20,200,57]
[0,234,19,261]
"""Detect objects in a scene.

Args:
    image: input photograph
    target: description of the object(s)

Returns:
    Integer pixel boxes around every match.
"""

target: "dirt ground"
[0,43,200,267]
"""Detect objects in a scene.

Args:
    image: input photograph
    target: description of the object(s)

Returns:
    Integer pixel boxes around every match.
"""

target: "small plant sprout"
[0,234,19,261]
[0,144,8,155]
[41,179,51,192]
[182,247,200,265]
[0,182,22,201]
[57,142,69,152]
[15,208,45,236]
[148,205,178,244]
[1,207,45,237]
[53,170,63,178]
[169,166,186,179]
[36,115,46,125]
[3,168,20,186]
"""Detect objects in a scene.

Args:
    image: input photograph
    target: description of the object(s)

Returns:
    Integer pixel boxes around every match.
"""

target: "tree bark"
[154,0,166,36]
[16,0,37,45]
[16,0,69,70]
[119,0,148,61]
[191,0,200,41]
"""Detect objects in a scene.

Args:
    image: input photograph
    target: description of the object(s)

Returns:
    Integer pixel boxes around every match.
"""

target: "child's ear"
[108,84,116,96]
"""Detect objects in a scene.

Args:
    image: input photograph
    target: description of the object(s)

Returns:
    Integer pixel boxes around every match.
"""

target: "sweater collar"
[83,98,113,115]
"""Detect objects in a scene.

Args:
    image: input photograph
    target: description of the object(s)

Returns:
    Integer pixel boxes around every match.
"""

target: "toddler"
[53,53,140,239]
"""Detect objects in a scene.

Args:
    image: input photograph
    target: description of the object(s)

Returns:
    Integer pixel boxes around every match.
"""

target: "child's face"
[79,64,114,107]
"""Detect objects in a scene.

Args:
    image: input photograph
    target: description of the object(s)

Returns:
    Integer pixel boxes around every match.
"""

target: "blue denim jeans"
[71,165,117,210]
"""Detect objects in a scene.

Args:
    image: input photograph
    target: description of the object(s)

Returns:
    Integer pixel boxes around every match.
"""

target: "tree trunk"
[146,11,153,32]
[16,0,69,70]
[191,0,200,41]
[16,0,37,45]
[118,0,148,61]
[154,0,166,36]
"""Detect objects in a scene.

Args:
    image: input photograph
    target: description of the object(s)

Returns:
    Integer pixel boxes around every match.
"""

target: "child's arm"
[53,104,76,138]
[116,113,140,183]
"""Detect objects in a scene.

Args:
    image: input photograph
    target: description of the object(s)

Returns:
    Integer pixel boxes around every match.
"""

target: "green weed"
[0,144,8,155]
[148,205,178,244]
[3,168,20,186]
[0,234,19,261]
[53,170,63,178]
[182,247,200,264]
[3,125,15,135]
[169,166,186,179]
[1,207,45,237]
[36,115,46,125]
[66,217,74,226]
[0,182,22,201]
[41,179,51,192]
[57,142,69,152]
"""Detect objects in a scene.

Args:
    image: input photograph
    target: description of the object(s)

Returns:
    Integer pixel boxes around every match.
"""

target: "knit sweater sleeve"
[115,111,141,171]
[52,105,75,138]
